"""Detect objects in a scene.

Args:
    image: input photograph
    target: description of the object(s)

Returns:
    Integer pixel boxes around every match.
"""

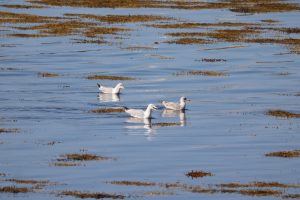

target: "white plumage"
[162,96,190,110]
[125,104,157,119]
[97,83,124,94]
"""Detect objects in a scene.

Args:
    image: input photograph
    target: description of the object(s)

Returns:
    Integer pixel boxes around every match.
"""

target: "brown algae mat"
[265,150,300,158]
[87,75,136,80]
[108,180,299,198]
[110,181,156,186]
[89,108,125,113]
[152,122,181,127]
[59,191,125,199]
[0,186,33,193]
[58,153,113,161]
[266,110,300,118]
[27,0,300,13]
[185,170,214,178]
[175,70,227,77]
[65,14,172,23]
[37,72,62,77]
[200,58,227,62]
[0,128,18,133]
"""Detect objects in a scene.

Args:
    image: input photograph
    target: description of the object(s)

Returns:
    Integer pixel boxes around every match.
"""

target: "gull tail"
[97,83,101,88]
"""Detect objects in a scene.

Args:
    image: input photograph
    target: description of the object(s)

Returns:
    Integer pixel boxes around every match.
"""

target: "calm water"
[0,0,300,199]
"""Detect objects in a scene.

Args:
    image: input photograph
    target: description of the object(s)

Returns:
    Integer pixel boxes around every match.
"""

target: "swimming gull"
[97,83,124,94]
[162,96,190,110]
[125,104,157,119]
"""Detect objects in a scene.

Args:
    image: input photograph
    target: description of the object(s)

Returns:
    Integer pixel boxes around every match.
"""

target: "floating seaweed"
[185,170,214,178]
[175,70,227,77]
[266,110,300,118]
[265,150,300,158]
[37,72,62,77]
[0,128,18,133]
[0,186,33,193]
[89,108,125,113]
[87,75,136,80]
[57,153,114,162]
[59,190,125,199]
[110,180,156,186]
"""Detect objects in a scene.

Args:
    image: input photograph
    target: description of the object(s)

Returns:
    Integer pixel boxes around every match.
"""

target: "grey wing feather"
[163,101,181,110]
[125,109,144,118]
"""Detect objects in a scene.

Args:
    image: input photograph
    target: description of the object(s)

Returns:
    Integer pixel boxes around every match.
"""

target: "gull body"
[162,96,190,110]
[97,83,124,94]
[125,104,157,119]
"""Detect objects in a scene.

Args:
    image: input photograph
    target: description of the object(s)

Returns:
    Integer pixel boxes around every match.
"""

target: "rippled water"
[0,0,300,199]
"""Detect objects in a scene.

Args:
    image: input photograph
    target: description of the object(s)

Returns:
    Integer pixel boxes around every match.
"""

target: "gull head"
[180,96,190,103]
[116,83,124,89]
[148,104,158,110]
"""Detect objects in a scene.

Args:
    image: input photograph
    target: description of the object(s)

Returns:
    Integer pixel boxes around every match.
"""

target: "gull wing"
[125,109,145,118]
[162,101,181,110]
[100,86,114,94]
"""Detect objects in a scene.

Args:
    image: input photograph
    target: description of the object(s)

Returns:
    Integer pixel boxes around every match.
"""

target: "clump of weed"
[0,186,33,193]
[148,22,259,29]
[185,170,214,179]
[5,179,49,185]
[266,110,300,118]
[65,14,171,23]
[59,190,125,199]
[38,72,62,77]
[58,153,113,162]
[265,150,300,158]
[0,11,57,24]
[261,19,279,23]
[53,162,81,167]
[239,189,282,197]
[200,58,227,62]
[229,2,300,14]
[1,4,46,9]
[165,37,210,45]
[89,108,125,113]
[87,75,136,80]
[175,70,227,77]
[153,122,181,127]
[145,191,174,196]
[0,128,18,133]
[110,181,156,186]
[283,194,300,199]
[84,27,131,38]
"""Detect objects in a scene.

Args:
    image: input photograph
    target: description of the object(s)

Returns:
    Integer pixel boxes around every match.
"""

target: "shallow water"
[0,0,300,199]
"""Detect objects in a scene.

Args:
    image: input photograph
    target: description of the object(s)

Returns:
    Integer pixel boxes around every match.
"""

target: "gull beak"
[153,106,158,110]
[120,86,125,89]
[186,99,191,102]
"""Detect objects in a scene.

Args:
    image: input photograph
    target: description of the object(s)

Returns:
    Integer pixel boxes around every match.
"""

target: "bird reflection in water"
[161,109,186,126]
[125,117,156,141]
[98,93,120,102]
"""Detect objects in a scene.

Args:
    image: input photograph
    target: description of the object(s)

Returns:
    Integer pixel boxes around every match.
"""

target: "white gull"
[125,104,157,119]
[162,96,190,110]
[97,83,124,94]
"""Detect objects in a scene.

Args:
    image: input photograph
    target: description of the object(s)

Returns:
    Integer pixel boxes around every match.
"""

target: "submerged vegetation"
[0,128,18,133]
[58,153,113,161]
[266,110,300,118]
[37,72,62,77]
[27,0,300,14]
[59,191,125,199]
[87,75,136,80]
[0,186,33,193]
[265,150,300,158]
[89,108,125,113]
[175,70,227,77]
[185,170,214,178]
